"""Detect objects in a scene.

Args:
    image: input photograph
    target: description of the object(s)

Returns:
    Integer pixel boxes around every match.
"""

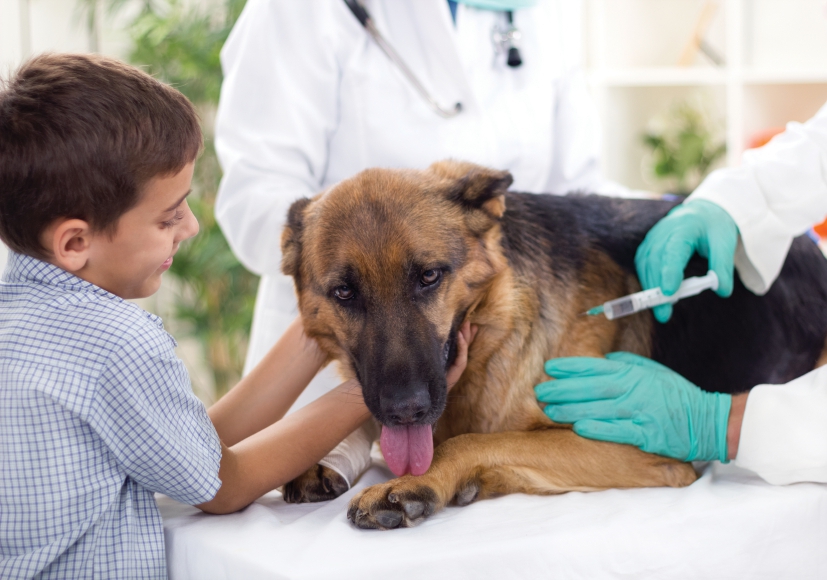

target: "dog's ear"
[429,159,512,220]
[281,197,312,282]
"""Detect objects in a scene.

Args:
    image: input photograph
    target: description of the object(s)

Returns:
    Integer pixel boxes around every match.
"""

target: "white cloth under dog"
[689,101,827,485]
[159,460,827,579]
[214,0,623,488]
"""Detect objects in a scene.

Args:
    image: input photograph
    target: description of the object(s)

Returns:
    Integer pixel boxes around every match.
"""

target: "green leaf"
[640,98,726,194]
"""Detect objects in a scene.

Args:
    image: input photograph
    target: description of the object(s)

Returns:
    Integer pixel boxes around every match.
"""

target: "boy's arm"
[208,317,327,447]
[198,378,370,514]
[198,323,476,514]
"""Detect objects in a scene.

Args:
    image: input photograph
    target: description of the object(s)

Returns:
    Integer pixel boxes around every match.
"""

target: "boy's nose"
[178,203,200,241]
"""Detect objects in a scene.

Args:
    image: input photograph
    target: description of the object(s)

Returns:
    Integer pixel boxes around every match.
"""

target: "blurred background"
[2,0,827,403]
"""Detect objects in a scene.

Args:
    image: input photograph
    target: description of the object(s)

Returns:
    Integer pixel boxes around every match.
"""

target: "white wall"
[1,0,136,72]
[0,0,26,75]
[586,0,726,69]
[748,0,827,71]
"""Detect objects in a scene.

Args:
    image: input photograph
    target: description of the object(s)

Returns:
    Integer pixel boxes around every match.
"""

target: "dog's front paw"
[282,464,349,503]
[347,476,441,530]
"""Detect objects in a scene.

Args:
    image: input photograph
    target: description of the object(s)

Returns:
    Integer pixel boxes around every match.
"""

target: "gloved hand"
[635,199,739,323]
[535,352,731,462]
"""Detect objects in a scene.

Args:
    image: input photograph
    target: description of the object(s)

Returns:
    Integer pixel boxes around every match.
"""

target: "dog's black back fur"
[501,192,827,394]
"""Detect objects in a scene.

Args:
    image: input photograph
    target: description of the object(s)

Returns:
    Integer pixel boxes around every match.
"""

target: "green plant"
[128,0,247,105]
[642,99,726,195]
[81,0,257,396]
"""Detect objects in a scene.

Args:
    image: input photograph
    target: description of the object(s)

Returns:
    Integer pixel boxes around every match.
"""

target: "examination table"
[160,455,827,579]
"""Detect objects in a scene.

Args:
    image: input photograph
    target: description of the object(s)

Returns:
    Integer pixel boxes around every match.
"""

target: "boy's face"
[85,162,199,299]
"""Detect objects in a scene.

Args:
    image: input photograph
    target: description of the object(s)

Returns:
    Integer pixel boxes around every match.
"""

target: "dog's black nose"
[381,388,431,425]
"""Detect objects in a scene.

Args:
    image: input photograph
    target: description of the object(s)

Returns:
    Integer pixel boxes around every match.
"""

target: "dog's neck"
[437,242,560,440]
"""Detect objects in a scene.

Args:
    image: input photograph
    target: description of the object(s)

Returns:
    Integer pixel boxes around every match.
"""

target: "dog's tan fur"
[282,160,696,529]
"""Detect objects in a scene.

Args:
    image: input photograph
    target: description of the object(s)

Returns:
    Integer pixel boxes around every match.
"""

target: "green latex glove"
[535,352,731,462]
[635,199,738,323]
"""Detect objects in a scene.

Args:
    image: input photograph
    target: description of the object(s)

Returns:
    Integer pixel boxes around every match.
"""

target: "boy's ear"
[281,197,312,285]
[44,218,93,273]
[428,159,512,220]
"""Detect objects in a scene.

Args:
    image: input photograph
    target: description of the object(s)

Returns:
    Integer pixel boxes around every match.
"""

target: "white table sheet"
[160,460,827,579]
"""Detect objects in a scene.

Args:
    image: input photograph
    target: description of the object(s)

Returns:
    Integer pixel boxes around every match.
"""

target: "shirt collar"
[2,251,165,328]
[2,251,97,289]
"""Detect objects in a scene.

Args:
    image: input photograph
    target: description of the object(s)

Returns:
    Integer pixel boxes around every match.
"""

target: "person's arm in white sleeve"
[727,365,827,485]
[215,0,344,275]
[690,102,827,294]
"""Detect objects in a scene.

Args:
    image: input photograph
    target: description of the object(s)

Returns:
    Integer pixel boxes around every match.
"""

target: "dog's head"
[282,160,511,474]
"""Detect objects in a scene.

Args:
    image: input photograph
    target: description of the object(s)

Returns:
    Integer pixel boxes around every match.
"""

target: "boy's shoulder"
[0,253,177,376]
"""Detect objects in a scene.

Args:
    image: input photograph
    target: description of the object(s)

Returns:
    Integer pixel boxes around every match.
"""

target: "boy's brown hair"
[0,53,202,259]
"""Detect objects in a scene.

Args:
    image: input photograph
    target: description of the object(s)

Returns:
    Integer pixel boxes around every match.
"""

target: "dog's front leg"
[348,428,696,529]
[283,420,379,503]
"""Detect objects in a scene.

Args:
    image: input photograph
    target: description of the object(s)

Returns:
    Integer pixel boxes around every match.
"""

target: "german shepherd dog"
[280,160,827,530]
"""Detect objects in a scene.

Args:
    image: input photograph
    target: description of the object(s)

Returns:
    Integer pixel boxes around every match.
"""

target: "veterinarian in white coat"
[539,101,827,486]
[215,0,624,485]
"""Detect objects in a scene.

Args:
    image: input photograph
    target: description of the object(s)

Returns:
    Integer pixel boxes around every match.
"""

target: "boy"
[0,54,473,579]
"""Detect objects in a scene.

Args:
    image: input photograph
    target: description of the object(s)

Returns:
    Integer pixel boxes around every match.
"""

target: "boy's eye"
[161,209,185,229]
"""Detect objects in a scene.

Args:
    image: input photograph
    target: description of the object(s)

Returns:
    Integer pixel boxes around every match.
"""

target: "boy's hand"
[447,321,478,391]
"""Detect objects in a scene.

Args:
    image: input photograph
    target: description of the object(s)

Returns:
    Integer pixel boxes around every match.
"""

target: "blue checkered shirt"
[0,252,222,579]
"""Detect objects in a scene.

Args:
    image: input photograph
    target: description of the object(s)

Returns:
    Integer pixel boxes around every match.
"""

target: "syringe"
[585,271,719,320]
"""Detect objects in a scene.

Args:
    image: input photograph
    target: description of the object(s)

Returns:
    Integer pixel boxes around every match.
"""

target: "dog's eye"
[334,285,354,300]
[421,269,441,287]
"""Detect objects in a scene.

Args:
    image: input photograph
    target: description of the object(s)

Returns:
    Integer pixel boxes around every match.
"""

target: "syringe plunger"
[598,271,719,320]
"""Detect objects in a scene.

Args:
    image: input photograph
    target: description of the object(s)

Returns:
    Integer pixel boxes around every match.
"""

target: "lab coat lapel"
[405,0,477,114]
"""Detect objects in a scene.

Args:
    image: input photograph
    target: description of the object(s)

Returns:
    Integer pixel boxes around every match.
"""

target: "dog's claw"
[348,478,440,530]
[283,464,349,504]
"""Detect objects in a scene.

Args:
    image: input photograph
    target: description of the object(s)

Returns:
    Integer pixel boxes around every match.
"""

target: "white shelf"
[741,70,827,85]
[585,0,827,191]
[589,67,726,87]
[590,67,827,89]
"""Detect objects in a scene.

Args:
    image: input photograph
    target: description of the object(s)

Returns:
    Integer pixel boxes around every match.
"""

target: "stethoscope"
[343,0,522,119]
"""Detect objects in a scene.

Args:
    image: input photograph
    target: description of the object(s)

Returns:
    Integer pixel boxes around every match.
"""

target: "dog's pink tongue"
[380,425,434,477]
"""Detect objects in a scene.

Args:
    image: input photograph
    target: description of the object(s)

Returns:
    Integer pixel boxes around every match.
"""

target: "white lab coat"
[216,0,610,269]
[215,0,619,486]
[691,102,827,485]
